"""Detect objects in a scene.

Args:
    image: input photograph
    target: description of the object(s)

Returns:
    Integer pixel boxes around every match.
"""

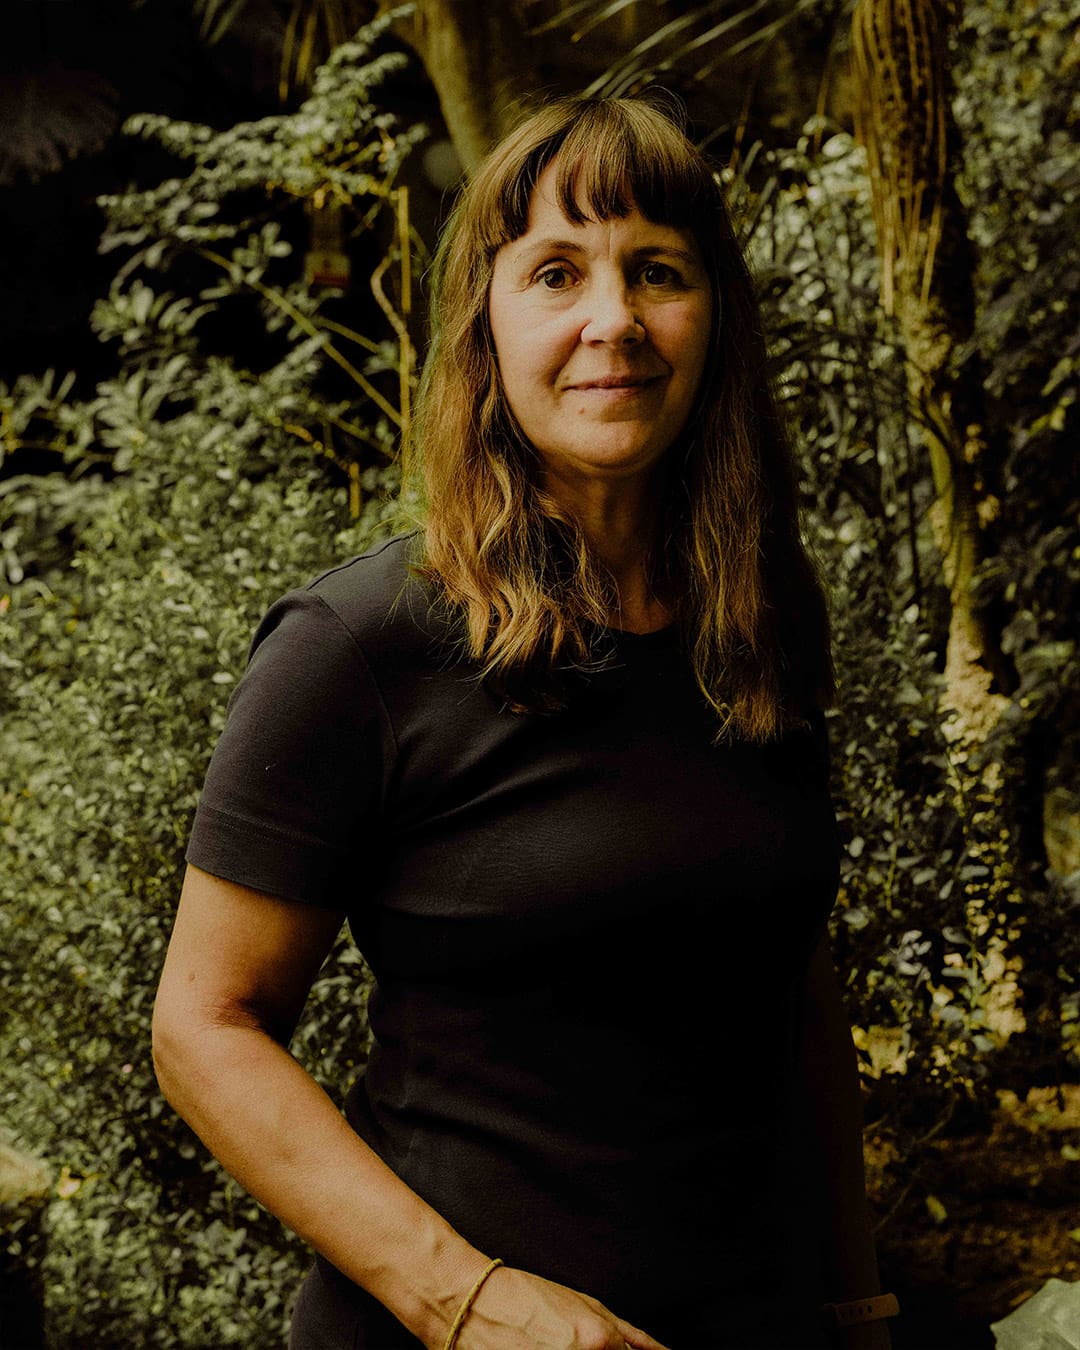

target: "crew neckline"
[608,622,678,647]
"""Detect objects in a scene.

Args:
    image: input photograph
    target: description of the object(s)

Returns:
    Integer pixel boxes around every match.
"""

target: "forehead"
[509,159,703,255]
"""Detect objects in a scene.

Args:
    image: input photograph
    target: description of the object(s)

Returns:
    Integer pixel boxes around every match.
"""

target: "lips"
[566,373,663,390]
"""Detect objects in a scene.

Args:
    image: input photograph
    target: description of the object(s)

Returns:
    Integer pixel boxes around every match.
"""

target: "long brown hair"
[405,95,833,740]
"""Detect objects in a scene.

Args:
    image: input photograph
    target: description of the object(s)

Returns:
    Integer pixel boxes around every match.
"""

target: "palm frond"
[583,0,731,96]
[577,0,834,103]
[567,0,655,44]
[526,0,650,41]
[0,66,119,185]
[691,0,823,81]
[191,0,375,95]
[192,0,251,45]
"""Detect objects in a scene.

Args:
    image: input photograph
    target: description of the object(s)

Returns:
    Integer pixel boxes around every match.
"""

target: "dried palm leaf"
[851,0,957,314]
[581,1,729,95]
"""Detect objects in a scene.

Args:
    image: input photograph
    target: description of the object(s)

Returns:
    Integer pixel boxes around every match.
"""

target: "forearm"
[154,869,668,1350]
[153,1019,484,1349]
[801,1026,879,1294]
[800,941,889,1345]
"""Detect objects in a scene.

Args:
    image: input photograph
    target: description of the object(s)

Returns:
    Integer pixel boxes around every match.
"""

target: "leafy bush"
[951,0,1080,1093]
[744,130,1003,1104]
[1,14,416,1346]
[743,0,1080,1171]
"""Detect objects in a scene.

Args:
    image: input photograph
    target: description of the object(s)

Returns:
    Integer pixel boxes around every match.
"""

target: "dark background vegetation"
[1,1,1078,1346]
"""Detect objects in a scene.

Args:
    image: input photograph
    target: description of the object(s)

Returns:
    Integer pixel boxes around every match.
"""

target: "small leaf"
[925,1194,948,1225]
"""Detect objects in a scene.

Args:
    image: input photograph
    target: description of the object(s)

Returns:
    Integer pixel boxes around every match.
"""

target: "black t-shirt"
[186,534,839,1349]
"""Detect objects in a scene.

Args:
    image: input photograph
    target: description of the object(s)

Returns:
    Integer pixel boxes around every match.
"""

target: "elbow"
[151,994,192,1111]
[152,985,280,1116]
[150,983,227,1111]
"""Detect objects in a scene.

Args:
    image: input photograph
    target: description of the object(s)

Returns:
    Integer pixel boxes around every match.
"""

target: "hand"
[838,1321,892,1350]
[453,1265,670,1350]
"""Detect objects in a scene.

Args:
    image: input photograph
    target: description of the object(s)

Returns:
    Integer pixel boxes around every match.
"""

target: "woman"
[153,96,896,1350]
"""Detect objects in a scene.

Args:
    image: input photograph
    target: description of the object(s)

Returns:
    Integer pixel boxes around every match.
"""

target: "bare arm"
[152,864,668,1350]
[800,938,892,1350]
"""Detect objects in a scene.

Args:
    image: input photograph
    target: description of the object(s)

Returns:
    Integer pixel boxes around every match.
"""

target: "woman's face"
[488,160,712,498]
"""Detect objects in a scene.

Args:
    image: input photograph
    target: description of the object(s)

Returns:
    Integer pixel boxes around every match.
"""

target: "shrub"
[1,14,417,1345]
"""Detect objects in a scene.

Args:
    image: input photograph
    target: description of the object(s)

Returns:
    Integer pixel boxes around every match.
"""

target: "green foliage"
[953,0,1080,683]
[1,1,1078,1341]
[952,0,1080,1076]
[742,0,1080,1172]
[1,432,390,1344]
[100,25,423,253]
[744,129,1000,1095]
[1,13,413,1346]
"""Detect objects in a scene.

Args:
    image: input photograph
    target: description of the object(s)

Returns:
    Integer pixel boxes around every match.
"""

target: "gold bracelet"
[820,1292,900,1329]
[443,1258,504,1350]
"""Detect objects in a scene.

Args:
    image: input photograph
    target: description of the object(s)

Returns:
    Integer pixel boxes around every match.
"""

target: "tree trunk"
[852,0,1027,1051]
[895,173,1009,748]
[852,0,1007,748]
[383,0,542,171]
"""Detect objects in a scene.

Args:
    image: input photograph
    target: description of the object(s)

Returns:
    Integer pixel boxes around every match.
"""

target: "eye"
[536,265,574,291]
[640,261,681,287]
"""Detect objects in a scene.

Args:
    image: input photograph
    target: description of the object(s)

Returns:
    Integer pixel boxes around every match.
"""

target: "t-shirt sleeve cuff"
[186,801,353,908]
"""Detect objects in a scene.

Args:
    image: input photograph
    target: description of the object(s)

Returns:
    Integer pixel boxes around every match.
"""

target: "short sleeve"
[186,589,394,907]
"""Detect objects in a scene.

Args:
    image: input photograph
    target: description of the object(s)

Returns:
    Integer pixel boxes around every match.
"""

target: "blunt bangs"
[472,99,719,256]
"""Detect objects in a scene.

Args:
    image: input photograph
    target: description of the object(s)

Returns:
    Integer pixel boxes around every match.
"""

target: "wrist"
[820,1296,896,1339]
[392,1230,493,1349]
[836,1320,893,1350]
[443,1258,503,1350]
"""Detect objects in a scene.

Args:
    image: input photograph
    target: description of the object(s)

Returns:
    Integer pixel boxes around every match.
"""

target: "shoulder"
[188,544,419,904]
[244,533,439,671]
[295,531,441,658]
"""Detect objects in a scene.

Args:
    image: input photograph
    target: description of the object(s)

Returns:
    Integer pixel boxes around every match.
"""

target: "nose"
[580,274,644,346]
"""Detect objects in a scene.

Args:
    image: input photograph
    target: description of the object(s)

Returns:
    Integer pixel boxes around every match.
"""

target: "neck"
[540,469,672,634]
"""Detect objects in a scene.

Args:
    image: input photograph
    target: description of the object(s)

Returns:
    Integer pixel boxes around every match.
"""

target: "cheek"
[489,308,526,402]
[496,337,542,409]
[652,292,704,338]
[673,303,712,388]
[504,315,575,389]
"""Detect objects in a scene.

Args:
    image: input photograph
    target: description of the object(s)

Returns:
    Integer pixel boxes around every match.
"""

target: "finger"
[614,1317,671,1350]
